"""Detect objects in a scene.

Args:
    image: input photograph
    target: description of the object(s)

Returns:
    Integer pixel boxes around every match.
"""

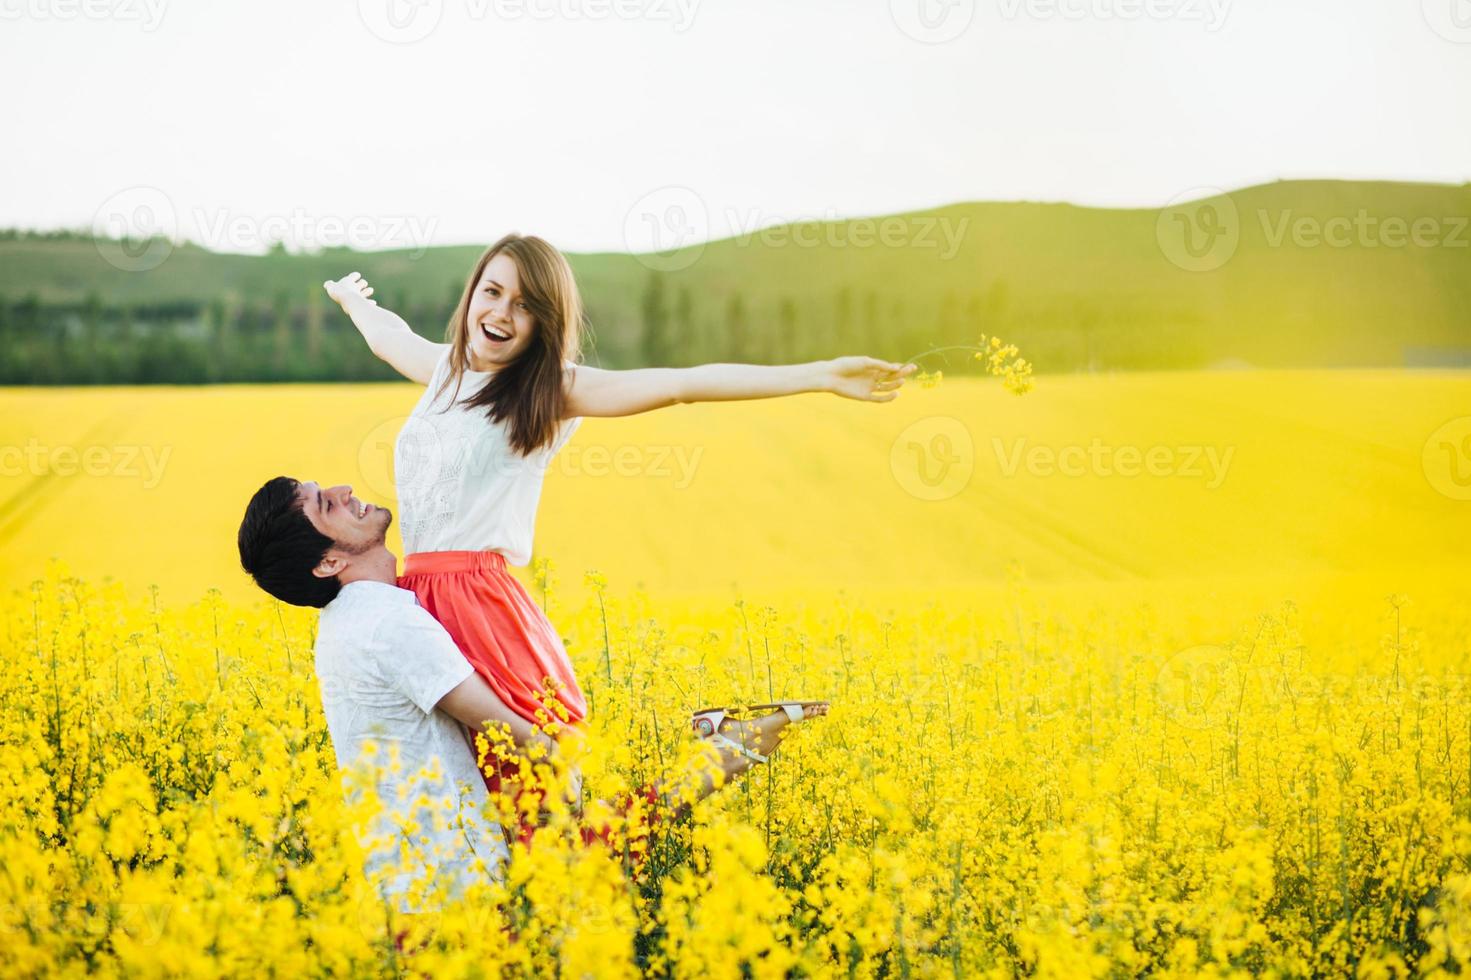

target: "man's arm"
[438,673,585,809]
[436,673,557,757]
[378,603,556,756]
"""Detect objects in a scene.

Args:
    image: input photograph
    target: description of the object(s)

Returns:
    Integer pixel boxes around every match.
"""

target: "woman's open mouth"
[481,323,512,344]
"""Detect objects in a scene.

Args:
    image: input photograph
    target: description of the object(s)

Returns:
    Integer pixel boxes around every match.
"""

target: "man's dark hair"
[238,476,341,608]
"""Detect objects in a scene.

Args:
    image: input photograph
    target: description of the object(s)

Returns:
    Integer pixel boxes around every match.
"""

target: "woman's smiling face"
[465,251,536,371]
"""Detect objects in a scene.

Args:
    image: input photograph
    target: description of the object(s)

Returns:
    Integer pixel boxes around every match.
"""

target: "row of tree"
[0,274,1185,384]
[0,291,405,384]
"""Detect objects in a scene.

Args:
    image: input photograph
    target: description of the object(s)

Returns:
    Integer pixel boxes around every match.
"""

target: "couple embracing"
[236,233,916,910]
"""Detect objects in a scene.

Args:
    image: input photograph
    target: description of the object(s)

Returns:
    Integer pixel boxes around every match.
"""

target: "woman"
[323,233,913,837]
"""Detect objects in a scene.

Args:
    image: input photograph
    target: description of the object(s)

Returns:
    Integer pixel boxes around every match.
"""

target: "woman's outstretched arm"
[564,357,918,419]
[323,272,446,385]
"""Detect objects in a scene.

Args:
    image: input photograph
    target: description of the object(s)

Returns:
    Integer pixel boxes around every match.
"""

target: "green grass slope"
[2,179,1467,371]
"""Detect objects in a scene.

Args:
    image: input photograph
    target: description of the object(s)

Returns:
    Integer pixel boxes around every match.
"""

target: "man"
[236,475,827,907]
[237,475,548,911]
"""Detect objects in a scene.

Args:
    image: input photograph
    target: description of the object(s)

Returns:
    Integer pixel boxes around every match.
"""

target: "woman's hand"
[318,271,444,385]
[323,271,377,310]
[563,764,585,817]
[824,356,918,402]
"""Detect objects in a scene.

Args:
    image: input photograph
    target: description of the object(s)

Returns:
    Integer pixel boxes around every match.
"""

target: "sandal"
[690,701,828,765]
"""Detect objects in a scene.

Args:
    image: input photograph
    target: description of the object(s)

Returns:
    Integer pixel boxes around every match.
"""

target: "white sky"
[2,0,1468,254]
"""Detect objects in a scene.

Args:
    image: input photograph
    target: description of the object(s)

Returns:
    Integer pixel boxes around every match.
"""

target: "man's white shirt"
[313,579,508,910]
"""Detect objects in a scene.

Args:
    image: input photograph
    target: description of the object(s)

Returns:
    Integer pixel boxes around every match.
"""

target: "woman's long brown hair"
[436,234,586,457]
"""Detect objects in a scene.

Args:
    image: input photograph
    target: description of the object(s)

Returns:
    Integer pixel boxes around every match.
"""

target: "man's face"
[294,480,392,557]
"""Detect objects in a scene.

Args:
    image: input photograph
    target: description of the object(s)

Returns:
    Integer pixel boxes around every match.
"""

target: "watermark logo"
[623,186,708,272]
[997,0,1231,31]
[890,416,974,500]
[92,185,176,273]
[558,443,703,487]
[358,414,704,496]
[190,207,439,256]
[1156,644,1235,730]
[0,901,175,946]
[357,416,426,501]
[1422,0,1471,42]
[0,0,168,30]
[359,0,699,42]
[358,0,443,42]
[727,208,970,259]
[890,0,975,43]
[1160,190,1467,273]
[1423,416,1471,501]
[992,437,1234,488]
[1258,210,1467,250]
[1156,186,1239,272]
[0,439,172,490]
[93,187,439,270]
[466,0,700,30]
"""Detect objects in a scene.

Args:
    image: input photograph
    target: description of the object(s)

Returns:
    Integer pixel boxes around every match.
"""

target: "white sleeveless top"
[394,348,582,564]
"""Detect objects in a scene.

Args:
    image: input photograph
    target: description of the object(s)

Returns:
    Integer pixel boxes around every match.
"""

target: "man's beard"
[338,508,392,555]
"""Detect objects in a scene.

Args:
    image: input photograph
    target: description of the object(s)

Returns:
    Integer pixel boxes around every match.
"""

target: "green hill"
[1,179,1467,382]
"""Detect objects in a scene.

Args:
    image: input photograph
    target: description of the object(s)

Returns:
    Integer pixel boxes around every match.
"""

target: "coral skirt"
[397,550,588,778]
[399,549,663,860]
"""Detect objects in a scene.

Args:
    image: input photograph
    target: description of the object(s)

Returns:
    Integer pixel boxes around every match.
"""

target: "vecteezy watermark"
[0,901,175,945]
[623,193,972,272]
[357,0,698,42]
[0,439,172,489]
[1155,186,1240,273]
[728,208,970,260]
[1422,0,1471,43]
[357,0,444,43]
[889,0,975,43]
[0,0,167,29]
[1422,416,1471,501]
[1257,210,1469,250]
[623,186,709,272]
[93,185,177,273]
[358,415,704,499]
[997,0,1231,30]
[190,207,439,257]
[557,444,703,487]
[1159,188,1469,272]
[1155,644,1234,730]
[467,0,699,29]
[992,437,1234,489]
[890,416,975,501]
[356,416,417,501]
[92,186,440,272]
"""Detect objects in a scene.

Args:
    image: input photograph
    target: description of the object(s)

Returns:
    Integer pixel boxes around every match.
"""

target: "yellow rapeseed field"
[3,370,1470,976]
